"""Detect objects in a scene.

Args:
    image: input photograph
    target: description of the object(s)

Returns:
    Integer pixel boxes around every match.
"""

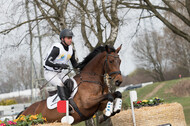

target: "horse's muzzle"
[115,80,122,86]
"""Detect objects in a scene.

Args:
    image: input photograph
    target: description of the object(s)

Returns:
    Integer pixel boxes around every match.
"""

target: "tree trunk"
[33,3,45,99]
[25,0,34,103]
[186,0,190,17]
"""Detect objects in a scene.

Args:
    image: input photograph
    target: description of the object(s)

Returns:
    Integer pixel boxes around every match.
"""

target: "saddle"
[48,90,57,96]
[46,78,78,109]
[46,78,88,120]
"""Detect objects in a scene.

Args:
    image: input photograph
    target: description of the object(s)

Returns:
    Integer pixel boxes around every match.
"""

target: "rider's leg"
[63,79,74,97]
[44,70,63,87]
[57,74,74,100]
[44,71,74,100]
[59,74,74,99]
[57,86,68,100]
[44,70,67,100]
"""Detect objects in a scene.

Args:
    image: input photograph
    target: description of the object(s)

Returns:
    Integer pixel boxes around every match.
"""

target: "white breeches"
[44,70,69,87]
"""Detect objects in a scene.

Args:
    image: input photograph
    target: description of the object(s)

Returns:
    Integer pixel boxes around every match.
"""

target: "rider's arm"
[70,50,79,68]
[45,46,60,68]
[45,47,69,70]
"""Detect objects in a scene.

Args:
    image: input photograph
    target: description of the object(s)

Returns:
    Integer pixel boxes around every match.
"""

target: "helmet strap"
[61,38,69,46]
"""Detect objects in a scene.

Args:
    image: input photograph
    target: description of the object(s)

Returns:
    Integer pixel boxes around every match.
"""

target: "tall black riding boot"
[57,86,68,100]
[57,85,72,111]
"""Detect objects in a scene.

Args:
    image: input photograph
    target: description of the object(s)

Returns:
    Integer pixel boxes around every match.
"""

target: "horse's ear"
[116,44,122,53]
[105,45,111,53]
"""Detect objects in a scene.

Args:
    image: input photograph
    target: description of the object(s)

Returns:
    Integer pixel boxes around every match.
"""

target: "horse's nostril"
[115,80,122,86]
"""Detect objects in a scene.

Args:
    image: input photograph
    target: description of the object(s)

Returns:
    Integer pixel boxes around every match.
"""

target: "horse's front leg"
[111,91,122,114]
[98,91,122,123]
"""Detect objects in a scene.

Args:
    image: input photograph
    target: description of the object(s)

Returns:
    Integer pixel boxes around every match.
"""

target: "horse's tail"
[16,110,24,119]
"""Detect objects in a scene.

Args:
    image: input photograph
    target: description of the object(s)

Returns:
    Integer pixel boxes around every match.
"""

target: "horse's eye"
[109,60,114,63]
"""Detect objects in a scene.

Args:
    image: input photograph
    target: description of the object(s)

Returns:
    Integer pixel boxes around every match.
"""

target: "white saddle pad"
[47,78,78,109]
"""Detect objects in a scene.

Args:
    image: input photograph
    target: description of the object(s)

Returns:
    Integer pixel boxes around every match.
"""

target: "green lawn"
[122,77,190,126]
[73,121,85,126]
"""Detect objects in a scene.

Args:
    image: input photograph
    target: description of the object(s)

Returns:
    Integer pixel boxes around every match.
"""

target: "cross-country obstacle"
[111,102,186,126]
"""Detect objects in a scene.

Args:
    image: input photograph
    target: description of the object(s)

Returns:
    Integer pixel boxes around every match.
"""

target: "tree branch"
[34,0,60,34]
[93,0,103,43]
[76,0,98,38]
[102,0,114,26]
[80,10,93,51]
[186,0,190,17]
[162,0,190,27]
[0,16,56,34]
[144,0,190,43]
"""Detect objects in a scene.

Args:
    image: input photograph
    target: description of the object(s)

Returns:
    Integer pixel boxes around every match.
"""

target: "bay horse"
[20,45,123,124]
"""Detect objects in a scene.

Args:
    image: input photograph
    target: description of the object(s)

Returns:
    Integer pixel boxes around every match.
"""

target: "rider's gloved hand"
[57,64,69,69]
[74,63,81,69]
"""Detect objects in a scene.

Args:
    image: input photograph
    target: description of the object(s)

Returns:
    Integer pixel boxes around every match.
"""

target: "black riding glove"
[56,64,69,69]
[75,63,80,68]
[60,64,69,69]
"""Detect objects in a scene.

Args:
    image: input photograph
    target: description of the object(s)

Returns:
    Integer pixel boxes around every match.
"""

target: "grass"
[122,77,190,126]
[73,121,85,126]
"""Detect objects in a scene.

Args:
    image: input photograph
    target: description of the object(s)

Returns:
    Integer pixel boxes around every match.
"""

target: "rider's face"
[63,36,72,46]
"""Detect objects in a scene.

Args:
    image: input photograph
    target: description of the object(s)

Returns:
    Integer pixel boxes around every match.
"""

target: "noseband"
[103,53,121,80]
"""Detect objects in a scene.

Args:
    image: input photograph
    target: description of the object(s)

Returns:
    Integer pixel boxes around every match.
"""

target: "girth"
[69,98,90,121]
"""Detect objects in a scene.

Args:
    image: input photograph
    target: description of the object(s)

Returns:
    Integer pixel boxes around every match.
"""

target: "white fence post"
[130,90,137,126]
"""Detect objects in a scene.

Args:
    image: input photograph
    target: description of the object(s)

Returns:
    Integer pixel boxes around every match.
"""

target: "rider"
[44,29,79,100]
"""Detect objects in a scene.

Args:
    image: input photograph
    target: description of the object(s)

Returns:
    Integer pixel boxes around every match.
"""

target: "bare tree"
[166,37,190,74]
[119,0,190,43]
[33,2,44,82]
[0,55,30,93]
[69,0,120,51]
[161,0,190,75]
[132,31,168,81]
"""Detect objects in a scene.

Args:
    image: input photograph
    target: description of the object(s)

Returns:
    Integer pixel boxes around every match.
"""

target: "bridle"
[74,52,121,94]
[103,53,121,80]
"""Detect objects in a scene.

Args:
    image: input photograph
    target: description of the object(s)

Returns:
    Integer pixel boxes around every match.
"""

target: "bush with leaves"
[0,113,47,126]
[0,99,17,106]
[133,97,164,108]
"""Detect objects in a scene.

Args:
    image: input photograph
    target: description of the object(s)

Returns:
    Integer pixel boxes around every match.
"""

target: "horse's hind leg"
[21,101,41,115]
[16,111,24,119]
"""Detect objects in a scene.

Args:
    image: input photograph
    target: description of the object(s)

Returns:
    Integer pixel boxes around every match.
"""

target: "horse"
[20,45,123,124]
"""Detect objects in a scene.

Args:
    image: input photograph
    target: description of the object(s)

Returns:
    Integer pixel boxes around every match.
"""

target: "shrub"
[14,113,47,126]
[133,97,164,108]
[0,113,47,126]
[0,99,17,106]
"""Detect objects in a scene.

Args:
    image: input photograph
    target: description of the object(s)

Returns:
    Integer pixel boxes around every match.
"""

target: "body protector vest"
[44,43,73,71]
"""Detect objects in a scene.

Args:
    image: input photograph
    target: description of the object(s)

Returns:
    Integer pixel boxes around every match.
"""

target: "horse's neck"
[82,52,105,76]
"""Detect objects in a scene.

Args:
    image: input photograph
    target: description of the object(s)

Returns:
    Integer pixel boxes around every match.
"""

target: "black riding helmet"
[60,29,74,39]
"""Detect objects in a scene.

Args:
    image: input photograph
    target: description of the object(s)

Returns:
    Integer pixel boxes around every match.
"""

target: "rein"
[39,68,73,90]
[72,53,121,94]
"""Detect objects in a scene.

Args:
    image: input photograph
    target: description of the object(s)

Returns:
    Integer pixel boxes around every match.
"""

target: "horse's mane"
[78,45,115,70]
